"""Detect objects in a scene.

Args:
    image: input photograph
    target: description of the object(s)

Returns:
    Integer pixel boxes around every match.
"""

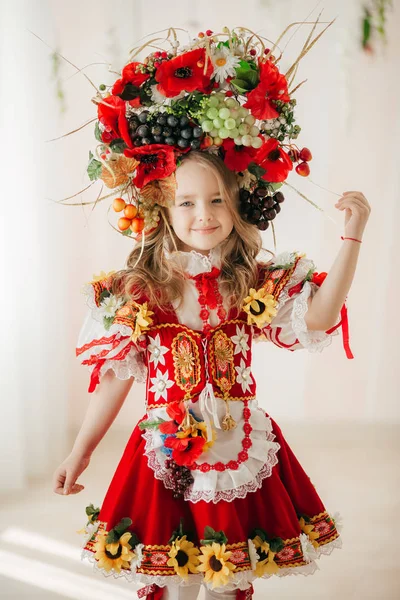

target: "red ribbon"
[236,584,254,599]
[137,584,164,599]
[189,266,221,309]
[88,359,106,393]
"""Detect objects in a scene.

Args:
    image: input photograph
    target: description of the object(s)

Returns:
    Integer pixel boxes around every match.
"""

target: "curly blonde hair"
[112,150,274,312]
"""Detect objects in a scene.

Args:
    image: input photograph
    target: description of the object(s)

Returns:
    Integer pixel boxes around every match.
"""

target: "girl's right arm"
[52,369,135,496]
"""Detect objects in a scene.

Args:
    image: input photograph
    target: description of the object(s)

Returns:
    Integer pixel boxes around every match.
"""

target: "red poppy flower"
[254,138,293,182]
[124,143,177,188]
[159,401,187,434]
[155,49,213,98]
[112,62,150,96]
[164,435,205,467]
[222,138,257,172]
[312,272,328,287]
[97,95,132,147]
[243,60,290,120]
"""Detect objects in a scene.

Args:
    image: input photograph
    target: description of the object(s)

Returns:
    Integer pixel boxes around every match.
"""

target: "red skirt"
[81,411,342,588]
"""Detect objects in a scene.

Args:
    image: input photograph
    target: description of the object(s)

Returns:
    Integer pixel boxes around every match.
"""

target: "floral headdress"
[81,18,334,244]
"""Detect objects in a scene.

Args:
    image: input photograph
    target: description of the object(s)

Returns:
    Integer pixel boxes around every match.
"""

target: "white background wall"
[1,0,399,492]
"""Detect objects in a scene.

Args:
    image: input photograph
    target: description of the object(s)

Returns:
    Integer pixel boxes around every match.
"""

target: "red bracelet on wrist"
[341,236,362,243]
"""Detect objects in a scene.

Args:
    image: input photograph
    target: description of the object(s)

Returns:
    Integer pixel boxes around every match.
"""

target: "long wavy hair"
[111,150,274,312]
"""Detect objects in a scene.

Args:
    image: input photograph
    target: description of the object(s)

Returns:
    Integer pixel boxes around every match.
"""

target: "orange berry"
[113,197,126,212]
[118,217,132,231]
[130,217,145,233]
[198,32,205,38]
[124,204,138,219]
[197,60,204,68]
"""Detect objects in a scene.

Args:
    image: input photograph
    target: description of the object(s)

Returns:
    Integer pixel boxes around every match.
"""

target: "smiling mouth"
[192,226,219,232]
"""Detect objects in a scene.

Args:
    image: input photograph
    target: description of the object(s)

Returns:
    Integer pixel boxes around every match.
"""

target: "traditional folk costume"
[72,20,352,600]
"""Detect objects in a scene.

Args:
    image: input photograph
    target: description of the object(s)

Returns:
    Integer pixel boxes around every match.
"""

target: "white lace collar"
[163,241,223,276]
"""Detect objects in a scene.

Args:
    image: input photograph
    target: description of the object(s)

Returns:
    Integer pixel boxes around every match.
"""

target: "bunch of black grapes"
[164,458,194,499]
[128,111,203,149]
[240,187,285,230]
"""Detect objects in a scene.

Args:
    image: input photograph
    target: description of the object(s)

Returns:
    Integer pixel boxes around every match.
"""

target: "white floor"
[1,421,399,599]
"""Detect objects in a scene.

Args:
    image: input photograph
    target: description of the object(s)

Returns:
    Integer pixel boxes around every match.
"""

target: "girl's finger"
[335,199,368,213]
[336,197,370,210]
[342,191,367,202]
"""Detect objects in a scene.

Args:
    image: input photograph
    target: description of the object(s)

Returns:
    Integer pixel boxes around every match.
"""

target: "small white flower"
[150,84,185,106]
[248,538,260,570]
[149,368,174,401]
[147,333,169,367]
[83,521,99,545]
[98,294,124,319]
[235,358,253,393]
[211,46,241,83]
[231,325,250,357]
[299,532,318,563]
[271,251,296,267]
[130,542,144,573]
[332,511,344,533]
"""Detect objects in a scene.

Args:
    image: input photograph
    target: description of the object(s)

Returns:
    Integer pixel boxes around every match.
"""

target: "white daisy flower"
[332,511,344,533]
[211,46,241,83]
[81,521,100,546]
[231,325,250,357]
[235,358,253,393]
[149,368,175,401]
[299,532,318,563]
[98,294,124,319]
[271,251,296,267]
[248,538,260,570]
[150,84,185,106]
[147,333,169,367]
[130,542,144,573]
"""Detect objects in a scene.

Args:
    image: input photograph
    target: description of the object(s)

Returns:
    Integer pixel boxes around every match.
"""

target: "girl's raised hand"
[52,451,90,495]
[334,191,371,239]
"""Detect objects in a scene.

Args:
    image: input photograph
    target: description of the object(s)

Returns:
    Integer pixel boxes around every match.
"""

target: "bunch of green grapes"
[198,93,263,149]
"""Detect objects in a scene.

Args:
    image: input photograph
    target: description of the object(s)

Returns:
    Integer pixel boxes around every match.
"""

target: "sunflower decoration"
[299,515,320,549]
[198,527,236,589]
[114,300,154,342]
[251,529,283,577]
[93,517,142,574]
[242,287,278,328]
[167,535,201,580]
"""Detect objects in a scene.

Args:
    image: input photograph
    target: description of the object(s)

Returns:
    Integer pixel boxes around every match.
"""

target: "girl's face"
[168,159,234,255]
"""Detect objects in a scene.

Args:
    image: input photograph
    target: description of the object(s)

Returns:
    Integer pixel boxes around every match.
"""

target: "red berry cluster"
[288,147,313,177]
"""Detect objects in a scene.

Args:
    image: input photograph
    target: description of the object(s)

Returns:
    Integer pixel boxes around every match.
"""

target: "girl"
[53,149,370,600]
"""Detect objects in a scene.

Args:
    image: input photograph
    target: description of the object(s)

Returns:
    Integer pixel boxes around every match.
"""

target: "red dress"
[76,247,350,597]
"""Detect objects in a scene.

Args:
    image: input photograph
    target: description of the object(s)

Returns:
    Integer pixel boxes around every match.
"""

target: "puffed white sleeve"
[252,251,353,357]
[75,274,149,392]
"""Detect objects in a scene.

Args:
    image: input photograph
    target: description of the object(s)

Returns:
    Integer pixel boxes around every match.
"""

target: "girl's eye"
[179,198,223,207]
[212,198,223,203]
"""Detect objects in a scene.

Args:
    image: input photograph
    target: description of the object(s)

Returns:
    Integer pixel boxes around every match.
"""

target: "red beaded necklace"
[188,266,227,333]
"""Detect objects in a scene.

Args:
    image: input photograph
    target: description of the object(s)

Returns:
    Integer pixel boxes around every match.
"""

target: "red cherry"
[161,51,168,58]
[212,82,219,89]
[154,61,161,68]
[206,29,213,36]
[225,90,233,97]
[249,49,257,56]
[264,48,271,55]
[295,161,310,177]
[299,147,313,162]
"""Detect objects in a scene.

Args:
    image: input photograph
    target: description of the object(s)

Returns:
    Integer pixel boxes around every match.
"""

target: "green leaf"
[138,418,166,430]
[201,526,228,546]
[87,151,102,181]
[94,121,102,142]
[249,528,268,542]
[106,529,120,544]
[270,182,283,191]
[85,504,100,519]
[103,316,114,331]
[109,138,128,154]
[99,289,111,302]
[114,517,133,536]
[230,78,249,93]
[168,518,192,544]
[247,162,266,179]
[269,537,284,553]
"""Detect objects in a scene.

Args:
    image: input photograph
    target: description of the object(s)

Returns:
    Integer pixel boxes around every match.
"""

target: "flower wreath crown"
[79,18,334,243]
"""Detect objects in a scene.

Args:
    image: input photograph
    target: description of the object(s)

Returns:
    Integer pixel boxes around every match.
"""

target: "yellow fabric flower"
[89,270,116,284]
[299,517,320,548]
[242,288,278,327]
[198,542,236,589]
[93,530,135,573]
[254,549,280,576]
[167,535,200,580]
[132,302,154,342]
[175,419,216,449]
[252,535,270,555]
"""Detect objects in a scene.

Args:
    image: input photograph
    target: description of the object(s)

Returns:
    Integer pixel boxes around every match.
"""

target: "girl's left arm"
[305,191,371,331]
